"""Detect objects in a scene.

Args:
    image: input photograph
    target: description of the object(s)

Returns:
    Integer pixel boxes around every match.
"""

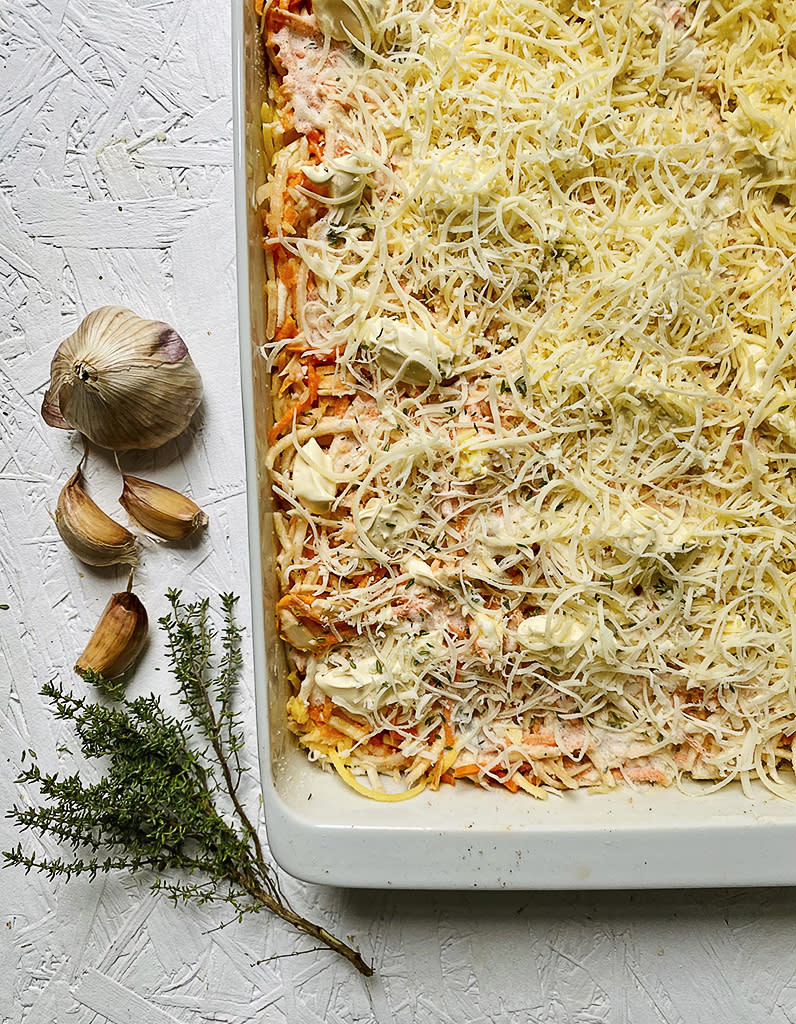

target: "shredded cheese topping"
[262,0,796,798]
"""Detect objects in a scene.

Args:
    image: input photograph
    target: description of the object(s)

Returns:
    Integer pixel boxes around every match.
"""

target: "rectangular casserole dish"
[232,0,796,889]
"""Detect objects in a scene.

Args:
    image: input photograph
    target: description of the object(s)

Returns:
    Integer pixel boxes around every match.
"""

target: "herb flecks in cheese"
[264,0,796,798]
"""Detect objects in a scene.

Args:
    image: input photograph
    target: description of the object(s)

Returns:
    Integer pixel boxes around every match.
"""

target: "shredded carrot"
[525,730,558,748]
[314,725,350,744]
[274,315,298,342]
[306,129,325,159]
[501,776,520,793]
[307,702,326,725]
[305,346,341,365]
[440,771,455,786]
[454,763,480,778]
[267,362,319,444]
[350,568,389,587]
[275,252,300,292]
[328,395,352,417]
[283,339,311,355]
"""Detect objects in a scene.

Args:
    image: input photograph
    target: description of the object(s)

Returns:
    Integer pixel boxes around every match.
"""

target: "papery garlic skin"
[56,465,138,567]
[41,390,71,429]
[119,474,208,541]
[43,306,203,451]
[74,580,148,679]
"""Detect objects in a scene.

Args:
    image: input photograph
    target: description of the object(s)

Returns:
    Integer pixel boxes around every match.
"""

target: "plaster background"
[2,0,796,1020]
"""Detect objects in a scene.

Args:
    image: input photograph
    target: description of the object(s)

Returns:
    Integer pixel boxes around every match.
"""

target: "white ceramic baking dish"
[232,0,796,888]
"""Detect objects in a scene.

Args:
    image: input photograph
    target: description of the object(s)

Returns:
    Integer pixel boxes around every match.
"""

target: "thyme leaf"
[3,590,372,976]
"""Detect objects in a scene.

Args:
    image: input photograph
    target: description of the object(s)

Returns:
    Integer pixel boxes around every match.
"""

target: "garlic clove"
[119,474,209,541]
[56,464,138,567]
[43,306,203,451]
[75,575,148,679]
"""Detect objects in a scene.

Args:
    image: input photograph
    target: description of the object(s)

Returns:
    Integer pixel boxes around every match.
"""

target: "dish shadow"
[341,884,796,930]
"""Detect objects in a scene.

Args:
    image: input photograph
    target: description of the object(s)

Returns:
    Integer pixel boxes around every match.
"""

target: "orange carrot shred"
[306,129,325,159]
[274,315,298,341]
[267,362,320,444]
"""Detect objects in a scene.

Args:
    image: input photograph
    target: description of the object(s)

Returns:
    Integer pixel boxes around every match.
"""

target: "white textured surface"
[3,1,796,1021]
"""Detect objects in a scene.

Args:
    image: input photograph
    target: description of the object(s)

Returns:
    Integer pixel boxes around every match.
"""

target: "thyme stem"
[166,606,266,867]
[4,591,373,977]
[233,871,373,976]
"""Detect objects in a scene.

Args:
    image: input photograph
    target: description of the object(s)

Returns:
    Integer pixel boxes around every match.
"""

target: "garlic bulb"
[56,463,138,566]
[74,572,148,679]
[119,473,208,541]
[42,306,203,451]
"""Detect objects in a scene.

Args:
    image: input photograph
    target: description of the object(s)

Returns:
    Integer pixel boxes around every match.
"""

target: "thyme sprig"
[4,590,372,976]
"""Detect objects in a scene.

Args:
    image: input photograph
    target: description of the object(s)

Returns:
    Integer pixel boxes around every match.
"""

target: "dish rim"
[231,0,796,890]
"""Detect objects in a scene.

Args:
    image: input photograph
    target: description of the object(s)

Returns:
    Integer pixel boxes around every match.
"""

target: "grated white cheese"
[265,0,796,796]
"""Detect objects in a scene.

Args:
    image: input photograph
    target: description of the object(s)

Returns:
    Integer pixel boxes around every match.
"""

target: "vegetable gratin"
[258,0,796,801]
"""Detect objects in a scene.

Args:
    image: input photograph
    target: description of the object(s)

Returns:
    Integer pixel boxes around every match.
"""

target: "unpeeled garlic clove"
[42,306,203,451]
[75,575,148,679]
[119,474,208,541]
[55,464,138,566]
